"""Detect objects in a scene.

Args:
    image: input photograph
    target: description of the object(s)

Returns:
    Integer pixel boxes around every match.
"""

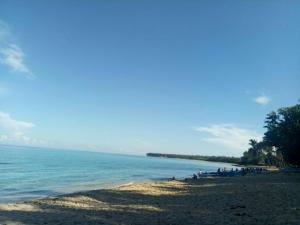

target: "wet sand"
[0,172,299,225]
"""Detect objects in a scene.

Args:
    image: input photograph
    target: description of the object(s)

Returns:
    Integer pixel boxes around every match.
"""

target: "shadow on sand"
[0,173,300,225]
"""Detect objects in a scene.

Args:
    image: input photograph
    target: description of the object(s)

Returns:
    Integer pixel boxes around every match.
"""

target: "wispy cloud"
[0,111,34,130]
[0,19,34,78]
[0,44,34,78]
[0,111,43,145]
[254,95,270,105]
[194,124,262,152]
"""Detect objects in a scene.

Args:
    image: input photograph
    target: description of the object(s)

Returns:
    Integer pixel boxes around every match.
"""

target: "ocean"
[0,145,236,203]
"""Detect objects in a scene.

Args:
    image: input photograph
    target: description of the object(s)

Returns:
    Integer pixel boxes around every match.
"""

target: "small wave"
[131,174,145,177]
[149,177,170,181]
[1,188,19,192]
[117,182,135,188]
[10,190,62,196]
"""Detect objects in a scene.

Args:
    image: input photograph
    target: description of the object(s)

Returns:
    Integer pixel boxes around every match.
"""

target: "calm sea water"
[0,145,236,203]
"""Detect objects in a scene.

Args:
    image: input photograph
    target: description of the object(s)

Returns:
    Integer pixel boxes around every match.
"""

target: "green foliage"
[264,103,300,166]
[149,103,300,167]
[241,139,266,165]
[242,103,300,167]
[241,140,284,167]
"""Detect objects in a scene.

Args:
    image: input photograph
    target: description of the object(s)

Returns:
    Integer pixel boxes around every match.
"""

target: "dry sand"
[0,172,299,225]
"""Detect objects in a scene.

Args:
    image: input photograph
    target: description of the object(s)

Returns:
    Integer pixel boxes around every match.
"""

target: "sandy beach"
[0,172,299,225]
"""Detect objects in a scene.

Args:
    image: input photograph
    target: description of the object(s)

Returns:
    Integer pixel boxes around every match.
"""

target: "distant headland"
[146,153,240,164]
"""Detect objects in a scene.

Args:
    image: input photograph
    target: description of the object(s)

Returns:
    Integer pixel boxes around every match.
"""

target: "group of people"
[191,167,265,179]
[239,167,264,176]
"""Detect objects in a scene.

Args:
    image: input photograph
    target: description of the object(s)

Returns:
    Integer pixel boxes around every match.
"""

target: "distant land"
[146,153,241,164]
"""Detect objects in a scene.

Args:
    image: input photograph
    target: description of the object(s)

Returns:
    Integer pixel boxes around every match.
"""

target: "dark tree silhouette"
[241,102,300,167]
[264,103,300,166]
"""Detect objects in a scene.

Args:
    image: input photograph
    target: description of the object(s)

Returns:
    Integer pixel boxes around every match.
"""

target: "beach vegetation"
[242,102,300,167]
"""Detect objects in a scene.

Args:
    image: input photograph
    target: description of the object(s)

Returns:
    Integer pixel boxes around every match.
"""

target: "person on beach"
[241,168,246,176]
[197,169,203,177]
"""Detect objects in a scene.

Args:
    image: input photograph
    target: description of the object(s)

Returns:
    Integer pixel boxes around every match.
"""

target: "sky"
[0,0,299,156]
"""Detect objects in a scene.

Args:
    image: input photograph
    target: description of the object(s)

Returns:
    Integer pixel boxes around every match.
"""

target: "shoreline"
[0,178,172,205]
[1,172,299,225]
[0,166,277,205]
[0,165,277,205]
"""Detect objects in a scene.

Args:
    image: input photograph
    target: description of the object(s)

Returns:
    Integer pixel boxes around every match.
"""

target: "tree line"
[146,153,240,164]
[147,102,299,167]
[241,102,300,167]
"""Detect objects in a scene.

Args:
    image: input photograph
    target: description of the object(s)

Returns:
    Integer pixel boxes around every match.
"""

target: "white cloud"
[194,124,262,152]
[254,95,270,105]
[0,111,42,145]
[0,111,34,130]
[0,44,34,79]
[0,19,34,78]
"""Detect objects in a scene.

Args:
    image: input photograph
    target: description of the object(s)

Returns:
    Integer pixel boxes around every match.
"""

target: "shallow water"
[0,145,236,203]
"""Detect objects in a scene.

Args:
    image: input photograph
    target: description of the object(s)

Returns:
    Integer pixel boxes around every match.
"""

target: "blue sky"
[0,0,299,156]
